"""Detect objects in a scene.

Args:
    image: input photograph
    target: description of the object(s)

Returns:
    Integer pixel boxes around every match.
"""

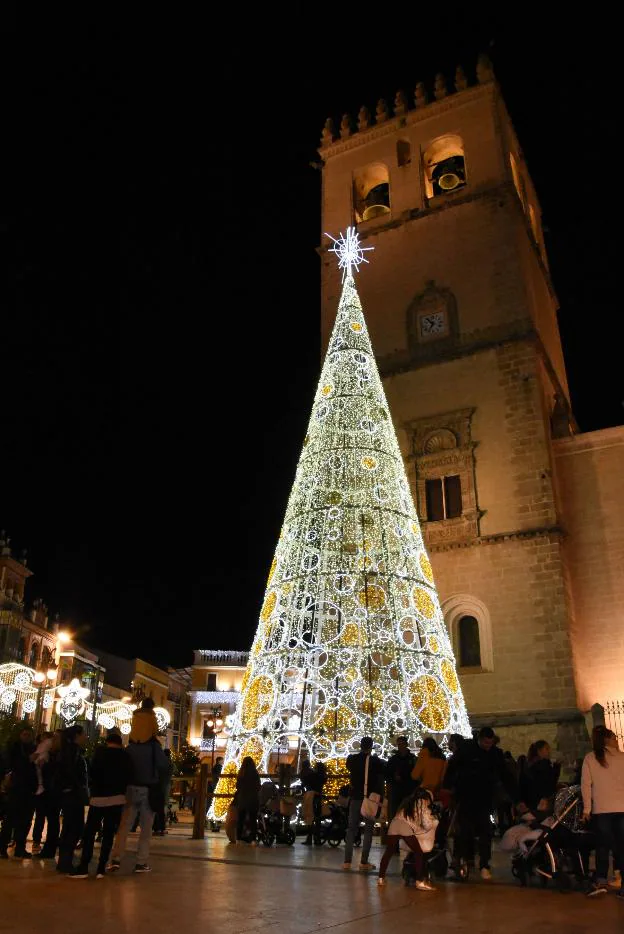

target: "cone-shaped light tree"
[212,230,470,816]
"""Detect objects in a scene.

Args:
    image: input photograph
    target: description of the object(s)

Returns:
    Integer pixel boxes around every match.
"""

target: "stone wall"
[554,427,624,710]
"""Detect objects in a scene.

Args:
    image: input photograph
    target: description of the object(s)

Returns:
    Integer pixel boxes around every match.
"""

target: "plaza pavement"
[0,814,622,933]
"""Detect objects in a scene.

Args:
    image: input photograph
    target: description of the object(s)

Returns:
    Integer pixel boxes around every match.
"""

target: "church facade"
[318,57,624,760]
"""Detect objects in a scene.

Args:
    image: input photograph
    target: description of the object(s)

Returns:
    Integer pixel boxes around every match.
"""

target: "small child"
[32,731,53,795]
[129,698,159,743]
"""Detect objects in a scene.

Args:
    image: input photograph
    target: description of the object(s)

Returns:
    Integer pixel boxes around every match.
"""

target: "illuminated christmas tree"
[212,230,470,816]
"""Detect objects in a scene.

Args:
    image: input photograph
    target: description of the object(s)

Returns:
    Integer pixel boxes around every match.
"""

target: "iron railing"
[605,700,624,749]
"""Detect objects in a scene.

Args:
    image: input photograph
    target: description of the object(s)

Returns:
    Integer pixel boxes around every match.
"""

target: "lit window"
[425,476,462,521]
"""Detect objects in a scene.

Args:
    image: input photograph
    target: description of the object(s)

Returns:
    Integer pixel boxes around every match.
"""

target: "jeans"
[0,792,35,855]
[344,798,374,864]
[379,834,423,879]
[592,812,624,883]
[111,786,154,865]
[57,793,86,872]
[455,802,493,868]
[77,805,123,874]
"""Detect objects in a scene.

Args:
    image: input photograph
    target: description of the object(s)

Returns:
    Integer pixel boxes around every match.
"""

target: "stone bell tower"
[317,55,586,758]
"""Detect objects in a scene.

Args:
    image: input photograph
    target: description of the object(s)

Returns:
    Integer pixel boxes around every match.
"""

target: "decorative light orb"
[154,707,171,732]
[47,669,57,681]
[42,692,53,709]
[207,719,214,728]
[33,671,46,684]
[98,714,115,730]
[15,671,32,689]
[325,227,374,280]
[1,689,17,706]
[22,699,37,713]
[120,723,131,735]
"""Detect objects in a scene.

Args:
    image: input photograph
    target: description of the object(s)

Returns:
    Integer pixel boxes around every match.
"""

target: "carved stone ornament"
[376,99,389,123]
[434,73,447,100]
[340,114,352,139]
[357,105,370,131]
[414,82,428,108]
[454,65,468,92]
[393,90,408,116]
[321,118,335,147]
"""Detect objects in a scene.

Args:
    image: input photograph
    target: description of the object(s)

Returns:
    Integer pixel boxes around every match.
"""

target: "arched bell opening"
[423,135,466,199]
[353,162,391,224]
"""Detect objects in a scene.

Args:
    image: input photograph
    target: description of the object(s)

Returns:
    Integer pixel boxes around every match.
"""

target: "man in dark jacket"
[343,737,386,872]
[0,727,37,858]
[385,736,416,819]
[108,737,168,873]
[70,730,132,878]
[56,725,90,874]
[452,726,516,879]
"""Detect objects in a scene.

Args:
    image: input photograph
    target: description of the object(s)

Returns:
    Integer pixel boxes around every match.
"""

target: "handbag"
[360,754,381,820]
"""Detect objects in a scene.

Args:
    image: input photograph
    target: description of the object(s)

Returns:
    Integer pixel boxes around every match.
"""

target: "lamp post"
[203,706,224,772]
[33,667,57,734]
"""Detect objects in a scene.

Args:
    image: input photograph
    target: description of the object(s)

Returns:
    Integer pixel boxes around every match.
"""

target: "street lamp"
[203,706,224,772]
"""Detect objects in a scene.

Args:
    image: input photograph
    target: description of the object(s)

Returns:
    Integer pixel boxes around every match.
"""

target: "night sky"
[4,14,621,670]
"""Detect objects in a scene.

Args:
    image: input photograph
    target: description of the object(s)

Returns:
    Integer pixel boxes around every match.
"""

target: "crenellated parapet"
[319,53,495,151]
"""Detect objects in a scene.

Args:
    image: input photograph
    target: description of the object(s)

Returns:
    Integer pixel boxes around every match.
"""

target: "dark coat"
[346,751,386,799]
[236,769,260,811]
[5,741,37,795]
[89,745,133,798]
[451,740,514,807]
[525,759,560,810]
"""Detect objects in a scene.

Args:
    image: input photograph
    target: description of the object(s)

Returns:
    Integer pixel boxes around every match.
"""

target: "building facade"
[318,57,624,758]
[188,650,248,762]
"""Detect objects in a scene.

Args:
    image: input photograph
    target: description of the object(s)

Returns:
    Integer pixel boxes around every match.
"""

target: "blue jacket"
[127,739,168,786]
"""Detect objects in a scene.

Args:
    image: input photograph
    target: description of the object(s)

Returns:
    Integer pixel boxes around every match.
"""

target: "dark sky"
[4,13,621,669]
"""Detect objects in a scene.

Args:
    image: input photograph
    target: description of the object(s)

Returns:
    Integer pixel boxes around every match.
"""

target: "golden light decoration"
[441,658,459,695]
[241,735,264,766]
[209,234,470,818]
[212,761,238,819]
[419,553,434,584]
[413,587,436,619]
[241,674,275,730]
[409,675,451,732]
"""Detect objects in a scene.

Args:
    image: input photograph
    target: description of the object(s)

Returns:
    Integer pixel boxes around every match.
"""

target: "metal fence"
[605,700,624,750]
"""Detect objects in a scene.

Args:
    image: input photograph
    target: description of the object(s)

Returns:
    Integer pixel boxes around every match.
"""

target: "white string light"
[325,226,374,281]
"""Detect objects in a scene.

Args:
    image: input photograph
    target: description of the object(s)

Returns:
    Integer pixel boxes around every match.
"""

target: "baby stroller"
[256,784,296,847]
[318,797,348,847]
[511,785,593,891]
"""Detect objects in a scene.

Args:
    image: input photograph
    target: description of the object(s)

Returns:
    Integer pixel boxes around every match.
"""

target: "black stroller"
[511,785,594,891]
[256,783,296,847]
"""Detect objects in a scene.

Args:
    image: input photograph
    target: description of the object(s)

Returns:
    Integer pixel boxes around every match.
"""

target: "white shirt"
[388,799,436,837]
[581,748,624,814]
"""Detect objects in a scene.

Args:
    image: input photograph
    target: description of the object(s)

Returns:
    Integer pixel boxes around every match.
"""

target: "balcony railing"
[193,650,249,667]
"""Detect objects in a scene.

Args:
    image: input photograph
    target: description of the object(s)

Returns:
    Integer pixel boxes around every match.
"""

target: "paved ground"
[0,816,622,933]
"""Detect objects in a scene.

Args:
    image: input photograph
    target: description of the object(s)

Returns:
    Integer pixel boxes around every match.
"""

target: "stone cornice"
[319,82,495,160]
[429,524,563,553]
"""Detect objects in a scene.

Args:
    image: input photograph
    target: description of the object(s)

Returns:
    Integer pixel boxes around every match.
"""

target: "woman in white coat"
[582,725,624,898]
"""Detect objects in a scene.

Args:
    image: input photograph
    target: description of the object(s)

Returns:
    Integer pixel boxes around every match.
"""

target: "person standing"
[386,736,416,820]
[300,760,327,846]
[0,726,37,859]
[108,736,168,874]
[524,740,560,816]
[153,749,174,835]
[235,756,261,844]
[411,738,447,798]
[582,726,624,899]
[56,725,90,874]
[69,730,132,878]
[343,737,386,872]
[451,726,514,880]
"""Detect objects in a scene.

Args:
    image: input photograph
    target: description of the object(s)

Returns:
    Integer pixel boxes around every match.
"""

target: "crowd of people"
[1,711,623,900]
[223,724,623,900]
[0,698,173,876]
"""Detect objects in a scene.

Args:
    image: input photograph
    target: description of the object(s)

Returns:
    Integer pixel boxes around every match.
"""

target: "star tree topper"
[325,226,374,280]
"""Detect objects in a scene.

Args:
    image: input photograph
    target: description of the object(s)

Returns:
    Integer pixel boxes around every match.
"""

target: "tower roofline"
[319,55,497,160]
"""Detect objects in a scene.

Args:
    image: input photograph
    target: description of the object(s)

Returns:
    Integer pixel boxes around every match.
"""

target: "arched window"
[29,641,39,669]
[458,616,481,668]
[442,594,493,672]
[353,162,391,223]
[423,135,466,199]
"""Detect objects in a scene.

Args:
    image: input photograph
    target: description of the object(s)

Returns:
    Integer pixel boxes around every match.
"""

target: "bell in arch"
[362,182,390,221]
[432,155,466,194]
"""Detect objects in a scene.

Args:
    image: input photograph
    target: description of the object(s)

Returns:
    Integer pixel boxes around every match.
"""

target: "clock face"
[419,311,447,339]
